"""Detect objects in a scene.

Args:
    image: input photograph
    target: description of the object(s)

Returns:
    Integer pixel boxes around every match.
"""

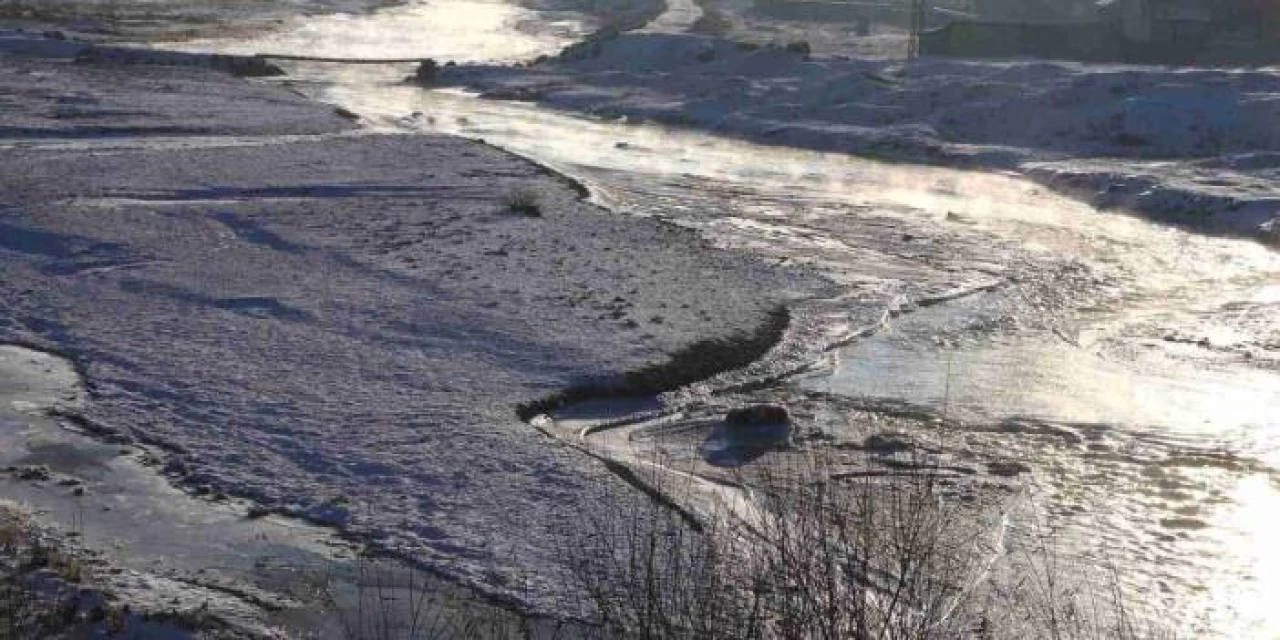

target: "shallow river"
[170,2,1280,636]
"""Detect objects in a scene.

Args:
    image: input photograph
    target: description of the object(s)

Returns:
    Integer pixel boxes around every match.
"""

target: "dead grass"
[0,508,86,640]
[504,188,544,218]
[563,451,1173,640]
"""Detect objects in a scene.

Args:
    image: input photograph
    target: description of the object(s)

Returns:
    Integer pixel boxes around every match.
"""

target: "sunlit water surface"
[180,7,1280,636]
[163,0,587,61]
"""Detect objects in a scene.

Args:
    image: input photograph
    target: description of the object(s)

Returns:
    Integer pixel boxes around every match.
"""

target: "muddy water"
[119,1,1280,636]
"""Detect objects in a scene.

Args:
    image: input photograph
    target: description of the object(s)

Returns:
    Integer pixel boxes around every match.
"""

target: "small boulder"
[415,59,439,85]
[725,404,790,427]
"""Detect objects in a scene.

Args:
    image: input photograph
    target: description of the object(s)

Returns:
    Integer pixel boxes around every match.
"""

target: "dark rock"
[863,432,913,454]
[17,465,52,482]
[725,404,790,427]
[785,41,812,59]
[223,56,286,78]
[415,59,438,85]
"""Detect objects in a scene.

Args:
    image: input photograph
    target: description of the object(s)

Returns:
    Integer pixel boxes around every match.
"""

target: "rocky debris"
[16,465,53,482]
[725,404,790,427]
[863,432,913,454]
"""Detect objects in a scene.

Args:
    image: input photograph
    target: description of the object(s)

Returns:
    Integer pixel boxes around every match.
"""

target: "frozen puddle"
[0,344,517,637]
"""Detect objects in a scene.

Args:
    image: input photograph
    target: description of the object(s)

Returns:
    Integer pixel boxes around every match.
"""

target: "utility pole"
[907,0,926,59]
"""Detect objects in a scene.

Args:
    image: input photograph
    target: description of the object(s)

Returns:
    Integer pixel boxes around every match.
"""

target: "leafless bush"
[977,514,1175,640]
[504,188,544,217]
[564,449,1171,640]
[0,517,86,640]
[564,465,761,640]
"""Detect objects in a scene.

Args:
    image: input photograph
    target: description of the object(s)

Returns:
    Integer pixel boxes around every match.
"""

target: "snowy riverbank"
[0,36,822,622]
[440,32,1280,244]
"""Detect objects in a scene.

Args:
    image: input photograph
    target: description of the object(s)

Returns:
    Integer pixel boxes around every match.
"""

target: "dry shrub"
[565,450,1172,640]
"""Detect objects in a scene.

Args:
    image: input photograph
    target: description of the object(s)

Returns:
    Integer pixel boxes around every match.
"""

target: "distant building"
[1098,0,1213,44]
[973,0,1097,23]
[921,0,1280,64]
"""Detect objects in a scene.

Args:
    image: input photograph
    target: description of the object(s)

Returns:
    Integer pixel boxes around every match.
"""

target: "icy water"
[303,68,1280,637]
[134,1,1280,636]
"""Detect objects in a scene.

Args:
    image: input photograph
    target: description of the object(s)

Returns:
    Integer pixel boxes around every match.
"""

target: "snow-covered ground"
[442,32,1280,244]
[0,39,821,616]
[4,0,1280,632]
[0,0,401,39]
